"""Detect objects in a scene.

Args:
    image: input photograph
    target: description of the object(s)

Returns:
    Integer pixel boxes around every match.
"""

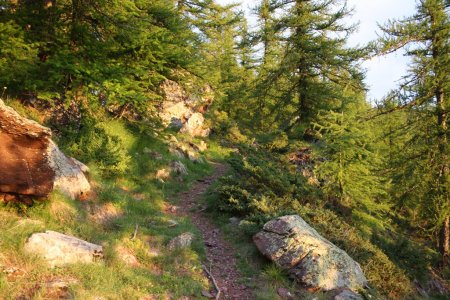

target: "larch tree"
[378,0,449,266]
[257,0,365,136]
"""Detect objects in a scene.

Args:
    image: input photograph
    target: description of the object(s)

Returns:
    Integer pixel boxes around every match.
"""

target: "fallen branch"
[202,263,221,300]
[131,224,139,240]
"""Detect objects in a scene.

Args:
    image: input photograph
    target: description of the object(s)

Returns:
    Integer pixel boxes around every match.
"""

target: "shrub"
[59,117,131,176]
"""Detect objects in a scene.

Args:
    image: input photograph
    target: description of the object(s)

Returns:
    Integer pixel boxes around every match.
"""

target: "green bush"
[59,117,131,176]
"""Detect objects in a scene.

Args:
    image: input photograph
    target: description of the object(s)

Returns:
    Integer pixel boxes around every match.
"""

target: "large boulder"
[0,100,90,199]
[158,79,212,137]
[253,215,367,292]
[24,230,103,267]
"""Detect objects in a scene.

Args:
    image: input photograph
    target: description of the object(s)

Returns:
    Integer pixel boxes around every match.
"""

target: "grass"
[0,118,214,299]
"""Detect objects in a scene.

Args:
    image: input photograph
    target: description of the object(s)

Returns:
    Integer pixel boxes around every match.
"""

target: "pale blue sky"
[217,0,417,100]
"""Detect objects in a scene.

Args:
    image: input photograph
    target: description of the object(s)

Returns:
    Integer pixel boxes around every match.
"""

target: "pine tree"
[378,0,449,266]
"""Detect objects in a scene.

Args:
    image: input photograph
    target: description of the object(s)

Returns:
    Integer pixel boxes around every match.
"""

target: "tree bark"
[430,4,448,267]
[440,216,449,267]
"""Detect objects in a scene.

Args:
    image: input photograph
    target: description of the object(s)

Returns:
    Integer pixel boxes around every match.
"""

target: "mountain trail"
[171,162,253,300]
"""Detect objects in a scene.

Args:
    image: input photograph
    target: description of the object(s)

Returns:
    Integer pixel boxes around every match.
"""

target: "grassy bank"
[0,118,215,299]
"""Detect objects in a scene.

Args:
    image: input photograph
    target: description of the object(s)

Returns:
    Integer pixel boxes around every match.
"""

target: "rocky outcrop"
[253,215,367,292]
[0,99,90,199]
[24,231,103,267]
[159,80,212,137]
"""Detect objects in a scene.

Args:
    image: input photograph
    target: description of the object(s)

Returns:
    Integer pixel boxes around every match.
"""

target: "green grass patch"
[0,118,213,299]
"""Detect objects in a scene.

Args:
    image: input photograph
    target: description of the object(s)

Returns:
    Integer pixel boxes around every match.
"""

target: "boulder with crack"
[0,99,90,200]
[253,215,367,292]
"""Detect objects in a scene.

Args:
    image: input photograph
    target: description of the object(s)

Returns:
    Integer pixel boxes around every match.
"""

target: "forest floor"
[170,162,253,299]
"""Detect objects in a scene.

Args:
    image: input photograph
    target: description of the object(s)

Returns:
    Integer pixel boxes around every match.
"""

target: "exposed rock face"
[159,80,212,137]
[47,141,91,199]
[24,231,103,267]
[253,215,367,292]
[0,100,90,199]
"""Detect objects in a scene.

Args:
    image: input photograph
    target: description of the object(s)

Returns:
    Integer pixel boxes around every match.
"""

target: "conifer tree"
[0,0,197,115]
[256,0,365,136]
[378,0,449,265]
[314,92,389,232]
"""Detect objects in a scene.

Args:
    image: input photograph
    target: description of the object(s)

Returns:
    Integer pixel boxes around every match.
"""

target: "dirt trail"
[174,162,253,300]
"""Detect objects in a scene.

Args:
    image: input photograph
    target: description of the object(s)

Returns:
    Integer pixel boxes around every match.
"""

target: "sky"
[216,0,418,101]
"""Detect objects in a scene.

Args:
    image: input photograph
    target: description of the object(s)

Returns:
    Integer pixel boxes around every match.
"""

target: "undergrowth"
[209,144,434,299]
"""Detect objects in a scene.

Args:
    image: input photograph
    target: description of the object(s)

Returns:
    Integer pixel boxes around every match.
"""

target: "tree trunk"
[440,216,449,267]
[431,5,448,266]
[437,86,448,267]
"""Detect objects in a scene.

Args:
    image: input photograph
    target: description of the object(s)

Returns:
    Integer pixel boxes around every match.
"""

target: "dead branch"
[131,224,139,240]
[202,263,221,300]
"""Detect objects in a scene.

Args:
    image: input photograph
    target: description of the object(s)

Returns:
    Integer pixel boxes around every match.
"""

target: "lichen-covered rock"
[331,288,364,300]
[0,100,90,199]
[167,232,194,250]
[253,215,367,292]
[170,161,188,176]
[24,231,103,267]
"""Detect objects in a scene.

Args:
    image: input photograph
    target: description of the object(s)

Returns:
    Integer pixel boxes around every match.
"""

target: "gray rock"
[332,289,364,300]
[47,141,91,199]
[171,161,188,176]
[168,232,194,250]
[253,215,367,292]
[24,231,103,267]
[229,217,240,225]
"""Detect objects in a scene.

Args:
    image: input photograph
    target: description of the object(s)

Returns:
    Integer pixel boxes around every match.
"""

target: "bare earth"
[173,162,253,300]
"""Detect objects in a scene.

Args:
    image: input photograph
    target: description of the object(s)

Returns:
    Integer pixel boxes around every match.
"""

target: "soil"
[173,162,253,300]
